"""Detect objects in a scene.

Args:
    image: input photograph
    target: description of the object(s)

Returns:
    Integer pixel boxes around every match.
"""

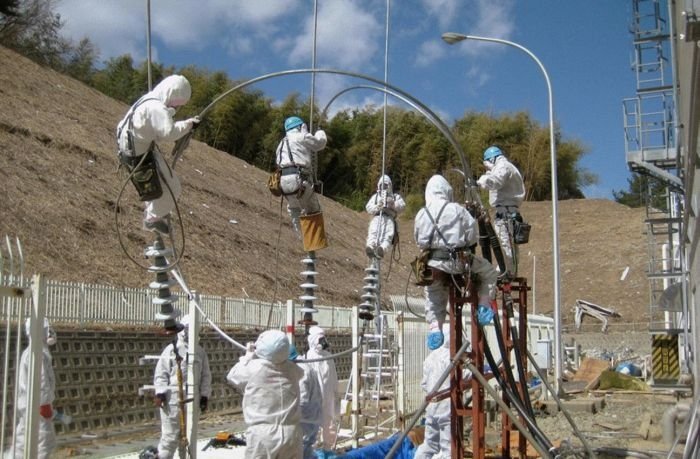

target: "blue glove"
[426,330,444,350]
[477,304,494,325]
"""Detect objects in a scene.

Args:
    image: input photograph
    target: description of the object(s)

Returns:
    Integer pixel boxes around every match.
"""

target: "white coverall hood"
[256,330,290,364]
[424,175,453,205]
[307,326,326,352]
[377,174,392,192]
[149,75,191,108]
[24,317,55,346]
[177,314,190,344]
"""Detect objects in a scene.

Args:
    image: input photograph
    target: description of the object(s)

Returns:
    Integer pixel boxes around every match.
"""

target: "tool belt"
[281,166,301,176]
[119,149,163,201]
[430,247,467,261]
[495,208,530,245]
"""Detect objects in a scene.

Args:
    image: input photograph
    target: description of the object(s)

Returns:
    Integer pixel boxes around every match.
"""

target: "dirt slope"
[0,46,648,324]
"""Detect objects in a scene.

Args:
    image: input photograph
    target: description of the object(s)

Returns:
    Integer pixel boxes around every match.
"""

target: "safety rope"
[114,151,186,272]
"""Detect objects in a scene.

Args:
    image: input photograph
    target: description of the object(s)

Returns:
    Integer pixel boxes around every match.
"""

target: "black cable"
[491,311,531,416]
[502,288,536,419]
[480,322,554,452]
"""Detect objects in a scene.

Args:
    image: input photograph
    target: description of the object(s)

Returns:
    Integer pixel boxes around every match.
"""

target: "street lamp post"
[442,32,563,393]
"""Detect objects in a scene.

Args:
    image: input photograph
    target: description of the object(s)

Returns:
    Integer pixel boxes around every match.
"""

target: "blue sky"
[56,0,638,199]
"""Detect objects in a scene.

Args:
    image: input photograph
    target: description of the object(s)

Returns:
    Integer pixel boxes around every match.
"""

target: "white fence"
[22,279,356,330]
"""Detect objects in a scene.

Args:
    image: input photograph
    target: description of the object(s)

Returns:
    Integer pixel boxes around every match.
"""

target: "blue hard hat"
[284,116,304,131]
[483,146,503,162]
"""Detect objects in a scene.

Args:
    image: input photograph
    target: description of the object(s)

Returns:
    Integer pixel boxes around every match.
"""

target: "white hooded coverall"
[476,155,525,274]
[153,325,212,459]
[7,319,56,459]
[227,330,304,459]
[414,175,499,327]
[276,125,327,235]
[365,175,406,256]
[305,326,339,450]
[414,325,471,459]
[116,75,197,224]
[297,355,323,458]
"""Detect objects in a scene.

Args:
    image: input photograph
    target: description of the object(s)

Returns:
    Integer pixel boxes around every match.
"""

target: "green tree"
[613,173,667,209]
[92,55,140,104]
[0,0,69,69]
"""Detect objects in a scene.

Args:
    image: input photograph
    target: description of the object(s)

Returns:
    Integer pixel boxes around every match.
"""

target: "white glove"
[477,176,488,188]
[384,195,394,208]
[240,342,256,362]
[187,116,201,130]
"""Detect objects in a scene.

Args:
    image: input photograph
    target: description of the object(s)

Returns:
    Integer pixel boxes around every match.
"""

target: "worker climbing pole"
[115,74,199,334]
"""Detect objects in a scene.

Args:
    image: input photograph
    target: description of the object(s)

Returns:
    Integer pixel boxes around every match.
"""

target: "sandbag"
[300,212,328,252]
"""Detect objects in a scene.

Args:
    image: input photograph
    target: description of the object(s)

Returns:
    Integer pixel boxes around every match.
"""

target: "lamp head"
[441,32,468,45]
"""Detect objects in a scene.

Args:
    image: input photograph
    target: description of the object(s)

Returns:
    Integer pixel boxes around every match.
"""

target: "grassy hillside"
[0,46,648,323]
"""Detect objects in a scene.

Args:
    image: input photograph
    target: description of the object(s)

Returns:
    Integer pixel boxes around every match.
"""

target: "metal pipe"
[441,32,563,393]
[381,0,390,181]
[466,362,552,459]
[146,0,152,91]
[662,402,690,445]
[198,69,474,185]
[526,348,595,457]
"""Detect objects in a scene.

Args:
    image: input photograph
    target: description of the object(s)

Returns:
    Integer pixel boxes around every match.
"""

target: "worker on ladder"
[414,175,500,349]
[476,146,526,275]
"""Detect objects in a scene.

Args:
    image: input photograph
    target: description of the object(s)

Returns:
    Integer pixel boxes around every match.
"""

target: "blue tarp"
[335,434,415,459]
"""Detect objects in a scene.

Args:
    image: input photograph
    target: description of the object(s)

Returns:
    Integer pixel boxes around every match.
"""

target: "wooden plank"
[572,358,610,384]
[594,421,624,431]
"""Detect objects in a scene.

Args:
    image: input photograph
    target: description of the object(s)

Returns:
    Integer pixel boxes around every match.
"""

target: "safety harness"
[117,97,162,201]
[424,202,466,261]
[276,137,307,196]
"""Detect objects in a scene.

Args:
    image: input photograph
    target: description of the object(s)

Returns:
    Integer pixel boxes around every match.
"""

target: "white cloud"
[414,40,447,67]
[56,1,302,62]
[416,0,516,63]
[288,0,383,71]
[56,0,145,62]
[420,0,460,30]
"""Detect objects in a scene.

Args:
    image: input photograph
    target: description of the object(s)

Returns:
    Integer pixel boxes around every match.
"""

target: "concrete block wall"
[0,328,353,436]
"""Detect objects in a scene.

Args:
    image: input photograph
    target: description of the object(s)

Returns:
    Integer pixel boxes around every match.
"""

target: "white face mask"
[483,160,494,170]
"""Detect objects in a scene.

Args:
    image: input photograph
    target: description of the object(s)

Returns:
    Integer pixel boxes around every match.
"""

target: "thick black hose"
[478,218,492,263]
[491,312,529,414]
[502,291,536,419]
[480,323,553,452]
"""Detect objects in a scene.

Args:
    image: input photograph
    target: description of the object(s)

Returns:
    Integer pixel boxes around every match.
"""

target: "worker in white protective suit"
[476,146,525,275]
[414,175,500,350]
[289,343,323,459]
[415,324,471,459]
[116,75,200,234]
[6,318,57,459]
[153,314,212,459]
[305,326,339,456]
[365,174,406,259]
[276,116,328,251]
[227,330,303,458]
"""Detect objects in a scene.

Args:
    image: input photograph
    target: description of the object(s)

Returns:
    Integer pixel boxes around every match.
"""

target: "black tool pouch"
[120,150,163,201]
[511,212,531,245]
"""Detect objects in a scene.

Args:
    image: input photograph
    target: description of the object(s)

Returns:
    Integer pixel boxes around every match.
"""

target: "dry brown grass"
[0,46,648,324]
